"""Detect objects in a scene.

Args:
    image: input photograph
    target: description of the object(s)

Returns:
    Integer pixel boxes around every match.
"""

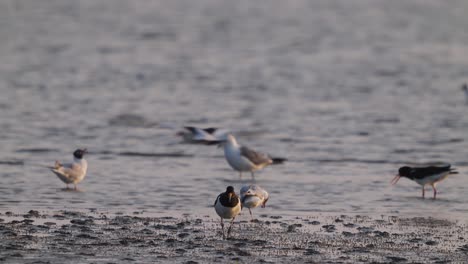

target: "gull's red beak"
[391,174,400,185]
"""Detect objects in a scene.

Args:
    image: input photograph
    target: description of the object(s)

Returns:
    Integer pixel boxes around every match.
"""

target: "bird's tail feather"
[271,157,287,164]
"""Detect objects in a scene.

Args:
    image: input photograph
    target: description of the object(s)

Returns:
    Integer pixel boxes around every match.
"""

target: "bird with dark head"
[73,148,87,159]
[51,148,89,190]
[391,164,458,199]
[214,186,241,239]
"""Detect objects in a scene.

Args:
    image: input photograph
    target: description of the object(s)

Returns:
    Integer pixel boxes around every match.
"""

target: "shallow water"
[1,0,468,218]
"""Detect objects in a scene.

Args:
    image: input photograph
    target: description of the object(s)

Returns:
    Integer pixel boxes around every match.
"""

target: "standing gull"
[176,126,229,145]
[391,163,458,199]
[222,134,286,180]
[51,149,88,190]
[240,184,269,220]
[214,186,241,239]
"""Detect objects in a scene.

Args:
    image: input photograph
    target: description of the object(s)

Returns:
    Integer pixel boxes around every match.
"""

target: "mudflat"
[1,210,467,263]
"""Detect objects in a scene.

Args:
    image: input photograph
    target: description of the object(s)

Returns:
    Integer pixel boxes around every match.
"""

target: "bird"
[462,83,468,104]
[176,126,229,145]
[240,184,269,220]
[214,186,241,239]
[51,149,88,190]
[221,134,287,180]
[391,163,458,199]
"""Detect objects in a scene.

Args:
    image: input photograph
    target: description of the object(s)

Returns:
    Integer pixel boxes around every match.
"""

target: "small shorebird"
[240,184,269,220]
[221,134,286,180]
[51,149,88,190]
[391,163,458,199]
[462,83,468,104]
[214,186,241,239]
[176,126,229,145]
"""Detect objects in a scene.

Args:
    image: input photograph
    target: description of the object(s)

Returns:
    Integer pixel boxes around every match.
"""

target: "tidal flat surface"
[1,210,468,263]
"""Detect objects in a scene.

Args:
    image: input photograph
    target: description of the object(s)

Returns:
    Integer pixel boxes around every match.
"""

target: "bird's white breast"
[242,196,263,209]
[215,198,241,219]
[224,144,255,172]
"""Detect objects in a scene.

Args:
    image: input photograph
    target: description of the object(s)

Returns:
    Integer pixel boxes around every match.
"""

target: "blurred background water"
[1,0,468,218]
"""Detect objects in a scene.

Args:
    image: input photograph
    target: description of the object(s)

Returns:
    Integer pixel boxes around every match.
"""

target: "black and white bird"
[176,126,229,145]
[221,134,287,180]
[51,149,88,190]
[240,184,269,220]
[462,83,468,104]
[391,163,458,199]
[214,186,241,239]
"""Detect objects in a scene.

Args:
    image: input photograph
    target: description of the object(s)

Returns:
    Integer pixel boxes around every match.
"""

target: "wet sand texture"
[1,211,467,263]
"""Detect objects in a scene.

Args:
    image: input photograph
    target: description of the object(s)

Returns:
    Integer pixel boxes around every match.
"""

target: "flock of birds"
[49,119,463,239]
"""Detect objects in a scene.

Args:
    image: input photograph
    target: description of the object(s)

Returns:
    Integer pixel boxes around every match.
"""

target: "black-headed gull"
[51,149,88,190]
[391,163,458,199]
[214,186,241,239]
[240,184,269,220]
[176,126,229,145]
[222,134,286,180]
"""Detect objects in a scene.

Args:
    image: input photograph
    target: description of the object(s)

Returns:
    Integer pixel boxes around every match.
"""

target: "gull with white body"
[240,184,269,220]
[221,134,286,180]
[51,149,88,190]
[176,126,229,145]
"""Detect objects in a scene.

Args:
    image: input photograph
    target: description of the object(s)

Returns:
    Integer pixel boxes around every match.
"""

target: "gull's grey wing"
[240,146,272,166]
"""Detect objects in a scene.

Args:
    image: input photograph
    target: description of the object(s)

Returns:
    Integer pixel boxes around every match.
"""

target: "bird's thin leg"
[422,187,425,199]
[66,184,69,190]
[220,218,225,239]
[251,172,255,181]
[239,172,242,179]
[249,208,254,221]
[227,217,236,238]
[74,184,77,191]
[432,184,437,199]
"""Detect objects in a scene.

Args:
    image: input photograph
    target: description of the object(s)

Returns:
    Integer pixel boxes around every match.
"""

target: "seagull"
[214,186,241,239]
[462,83,468,104]
[240,184,269,220]
[221,134,287,180]
[176,126,229,145]
[51,149,88,190]
[391,163,458,199]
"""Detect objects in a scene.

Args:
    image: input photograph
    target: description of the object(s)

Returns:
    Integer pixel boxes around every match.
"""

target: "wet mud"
[1,210,467,263]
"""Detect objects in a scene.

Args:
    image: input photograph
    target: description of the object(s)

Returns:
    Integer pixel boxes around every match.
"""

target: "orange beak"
[391,174,401,185]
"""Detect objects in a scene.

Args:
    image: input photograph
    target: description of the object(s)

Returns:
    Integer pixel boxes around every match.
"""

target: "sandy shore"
[0,210,467,263]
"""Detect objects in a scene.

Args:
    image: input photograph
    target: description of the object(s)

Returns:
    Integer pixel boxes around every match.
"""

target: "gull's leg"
[74,184,77,191]
[220,218,225,239]
[239,172,242,179]
[249,208,254,221]
[432,184,437,199]
[251,172,255,181]
[66,184,69,190]
[422,187,425,199]
[227,217,236,238]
